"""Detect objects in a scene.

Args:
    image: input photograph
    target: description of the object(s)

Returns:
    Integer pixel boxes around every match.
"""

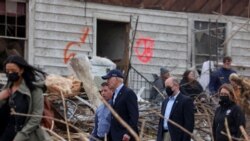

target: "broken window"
[194,21,226,70]
[0,0,26,72]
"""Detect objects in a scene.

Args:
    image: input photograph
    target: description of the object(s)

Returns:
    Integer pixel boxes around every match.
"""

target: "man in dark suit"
[157,77,194,141]
[102,69,139,141]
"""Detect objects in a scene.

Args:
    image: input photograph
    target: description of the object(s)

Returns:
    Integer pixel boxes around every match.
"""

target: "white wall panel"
[31,0,250,83]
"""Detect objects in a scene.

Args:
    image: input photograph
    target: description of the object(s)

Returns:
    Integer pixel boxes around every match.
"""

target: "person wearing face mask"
[157,77,194,141]
[0,55,51,141]
[212,84,246,141]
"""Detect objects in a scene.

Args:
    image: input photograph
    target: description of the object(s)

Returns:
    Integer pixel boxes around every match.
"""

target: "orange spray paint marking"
[64,42,81,64]
[80,27,90,43]
[63,27,90,64]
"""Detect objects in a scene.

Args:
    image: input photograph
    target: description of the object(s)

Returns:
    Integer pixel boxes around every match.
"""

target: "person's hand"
[0,89,11,100]
[122,134,130,141]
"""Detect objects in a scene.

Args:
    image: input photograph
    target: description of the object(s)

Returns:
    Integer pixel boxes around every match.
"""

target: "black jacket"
[109,85,139,141]
[213,102,246,141]
[149,77,166,102]
[0,91,29,141]
[157,93,194,141]
[180,79,203,98]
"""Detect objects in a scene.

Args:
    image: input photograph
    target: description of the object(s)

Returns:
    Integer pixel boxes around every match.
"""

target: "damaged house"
[1,0,250,98]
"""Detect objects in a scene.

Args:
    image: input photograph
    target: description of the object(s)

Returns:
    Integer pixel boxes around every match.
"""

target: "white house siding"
[34,0,93,75]
[31,0,250,97]
[33,0,188,76]
[230,18,250,77]
[32,0,188,97]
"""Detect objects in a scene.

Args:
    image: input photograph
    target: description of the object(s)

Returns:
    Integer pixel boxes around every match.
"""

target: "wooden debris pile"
[45,74,82,99]
[41,57,250,141]
[44,85,250,141]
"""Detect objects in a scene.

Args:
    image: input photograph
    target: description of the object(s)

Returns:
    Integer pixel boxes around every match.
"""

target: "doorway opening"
[96,19,129,71]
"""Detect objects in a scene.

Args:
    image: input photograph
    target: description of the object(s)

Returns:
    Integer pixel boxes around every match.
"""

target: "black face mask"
[6,72,20,82]
[166,86,174,97]
[219,96,231,106]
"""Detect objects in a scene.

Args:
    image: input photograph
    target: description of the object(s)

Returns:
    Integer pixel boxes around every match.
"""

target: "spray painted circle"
[134,37,154,64]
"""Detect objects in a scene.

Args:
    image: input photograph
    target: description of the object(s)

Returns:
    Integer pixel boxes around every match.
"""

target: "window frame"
[0,0,28,73]
[188,15,232,70]
[194,20,227,68]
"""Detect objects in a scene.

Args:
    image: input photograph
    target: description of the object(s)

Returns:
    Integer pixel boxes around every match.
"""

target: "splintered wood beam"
[69,57,102,110]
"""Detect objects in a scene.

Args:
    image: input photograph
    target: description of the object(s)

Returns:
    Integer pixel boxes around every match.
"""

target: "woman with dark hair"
[180,70,203,99]
[0,55,51,141]
[212,84,246,141]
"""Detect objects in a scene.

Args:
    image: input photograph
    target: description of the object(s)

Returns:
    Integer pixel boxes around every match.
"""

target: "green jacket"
[0,80,51,141]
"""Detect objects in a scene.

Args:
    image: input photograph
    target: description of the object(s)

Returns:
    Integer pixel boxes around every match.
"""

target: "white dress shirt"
[113,83,124,104]
[163,92,179,130]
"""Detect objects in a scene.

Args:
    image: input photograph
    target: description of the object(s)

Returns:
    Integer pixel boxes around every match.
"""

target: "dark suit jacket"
[157,93,194,141]
[109,85,139,141]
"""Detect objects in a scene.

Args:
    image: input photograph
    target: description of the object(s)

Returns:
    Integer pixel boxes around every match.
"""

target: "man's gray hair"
[172,77,180,86]
[117,77,124,83]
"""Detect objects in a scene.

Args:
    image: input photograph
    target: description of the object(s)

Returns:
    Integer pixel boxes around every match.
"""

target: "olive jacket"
[0,80,51,141]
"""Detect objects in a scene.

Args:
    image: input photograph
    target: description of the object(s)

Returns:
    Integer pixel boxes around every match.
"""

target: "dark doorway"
[97,19,129,71]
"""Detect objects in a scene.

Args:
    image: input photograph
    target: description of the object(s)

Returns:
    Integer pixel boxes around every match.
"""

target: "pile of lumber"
[45,74,82,98]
